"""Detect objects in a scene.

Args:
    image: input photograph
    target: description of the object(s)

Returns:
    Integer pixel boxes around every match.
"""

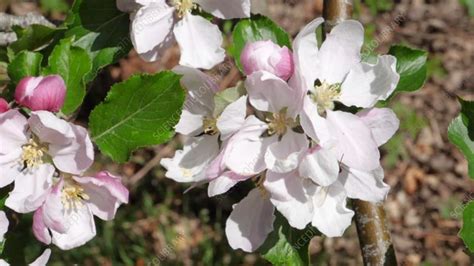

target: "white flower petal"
[174,13,225,69]
[326,111,380,171]
[0,211,8,242]
[264,131,308,173]
[0,110,28,155]
[311,182,354,237]
[217,95,248,140]
[161,135,219,183]
[51,206,96,250]
[28,111,75,145]
[225,188,275,252]
[339,166,389,202]
[317,20,364,84]
[6,164,54,213]
[207,172,248,197]
[245,71,301,116]
[300,96,333,145]
[340,55,400,108]
[196,0,250,19]
[131,2,175,62]
[357,108,400,147]
[264,171,314,229]
[0,152,23,188]
[290,17,324,94]
[29,249,51,266]
[299,146,339,187]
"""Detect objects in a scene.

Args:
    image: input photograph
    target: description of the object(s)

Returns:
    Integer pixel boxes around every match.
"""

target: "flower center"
[20,138,48,169]
[173,0,197,17]
[266,108,295,137]
[203,116,219,135]
[61,180,90,211]
[310,81,341,115]
[253,174,269,199]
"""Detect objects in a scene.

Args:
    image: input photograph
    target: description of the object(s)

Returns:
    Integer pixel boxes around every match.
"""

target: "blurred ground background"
[2,0,474,265]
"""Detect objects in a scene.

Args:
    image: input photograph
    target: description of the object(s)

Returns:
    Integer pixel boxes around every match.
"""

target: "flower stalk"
[322,1,398,265]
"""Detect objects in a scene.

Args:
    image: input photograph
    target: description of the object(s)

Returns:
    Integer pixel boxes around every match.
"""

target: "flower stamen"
[173,0,197,18]
[310,81,341,115]
[20,138,48,169]
[203,116,219,135]
[61,180,89,211]
[266,108,295,137]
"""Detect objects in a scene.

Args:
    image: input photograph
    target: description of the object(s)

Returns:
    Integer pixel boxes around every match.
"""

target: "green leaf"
[213,82,246,117]
[232,14,292,72]
[388,45,428,93]
[7,51,43,85]
[40,0,69,13]
[65,0,132,83]
[259,214,318,266]
[448,99,474,179]
[42,38,92,114]
[9,25,60,55]
[89,72,185,163]
[460,201,474,252]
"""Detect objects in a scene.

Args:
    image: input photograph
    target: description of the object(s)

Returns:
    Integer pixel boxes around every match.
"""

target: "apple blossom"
[0,250,51,266]
[0,211,7,242]
[118,0,251,69]
[33,171,129,250]
[161,66,247,184]
[241,40,294,80]
[0,98,9,113]
[0,110,93,213]
[15,75,66,112]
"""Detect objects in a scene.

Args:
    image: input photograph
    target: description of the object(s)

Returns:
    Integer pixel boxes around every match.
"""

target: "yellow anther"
[181,168,194,178]
[61,181,89,211]
[20,138,47,169]
[203,116,219,136]
[266,108,295,137]
[173,0,198,17]
[311,81,341,115]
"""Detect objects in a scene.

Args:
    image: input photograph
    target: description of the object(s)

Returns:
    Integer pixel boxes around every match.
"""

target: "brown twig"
[129,143,175,187]
[322,1,398,265]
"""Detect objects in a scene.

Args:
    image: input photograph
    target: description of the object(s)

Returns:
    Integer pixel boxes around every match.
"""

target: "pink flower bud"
[15,75,66,112]
[0,98,9,113]
[241,40,294,81]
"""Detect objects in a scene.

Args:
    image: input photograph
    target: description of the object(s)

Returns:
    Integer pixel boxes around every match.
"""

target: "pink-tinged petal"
[6,164,54,213]
[339,166,389,202]
[0,98,9,113]
[299,96,333,145]
[340,55,400,108]
[317,20,364,84]
[225,188,275,252]
[16,76,66,112]
[73,172,129,221]
[0,153,23,188]
[28,111,74,145]
[290,17,324,94]
[33,207,52,245]
[299,146,339,187]
[205,142,227,180]
[29,249,51,266]
[326,111,380,171]
[241,41,294,81]
[174,13,225,69]
[49,124,94,175]
[311,182,354,237]
[42,181,68,233]
[264,171,314,229]
[0,109,28,155]
[196,0,250,19]
[131,2,175,62]
[265,131,308,173]
[357,108,399,147]
[0,211,8,241]
[161,135,220,183]
[51,206,96,250]
[224,116,269,176]
[207,172,248,197]
[245,71,301,116]
[173,65,217,116]
[217,95,247,140]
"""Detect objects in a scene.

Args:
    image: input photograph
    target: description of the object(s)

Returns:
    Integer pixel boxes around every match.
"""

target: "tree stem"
[321,1,398,265]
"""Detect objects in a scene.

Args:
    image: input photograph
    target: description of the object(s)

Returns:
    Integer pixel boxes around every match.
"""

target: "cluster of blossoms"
[0,75,129,259]
[118,0,251,69]
[161,18,400,252]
